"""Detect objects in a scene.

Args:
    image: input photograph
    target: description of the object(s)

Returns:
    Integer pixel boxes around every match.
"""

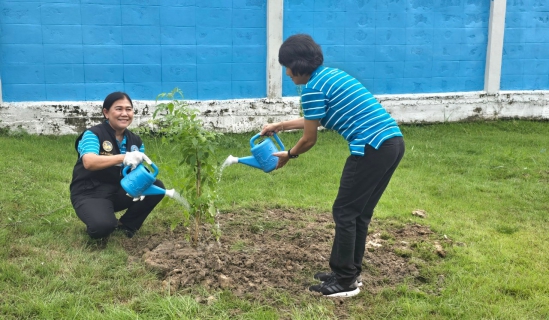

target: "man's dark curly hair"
[278,34,324,76]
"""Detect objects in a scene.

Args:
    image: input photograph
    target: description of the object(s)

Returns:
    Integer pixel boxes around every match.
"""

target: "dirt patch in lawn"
[121,208,449,302]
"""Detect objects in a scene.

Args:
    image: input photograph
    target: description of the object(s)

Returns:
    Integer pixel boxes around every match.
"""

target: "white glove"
[123,151,152,169]
[133,195,145,202]
[126,193,145,202]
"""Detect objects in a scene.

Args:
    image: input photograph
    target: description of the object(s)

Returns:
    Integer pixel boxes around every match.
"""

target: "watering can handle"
[122,165,130,177]
[150,162,159,177]
[250,133,285,151]
[122,161,159,177]
[272,133,285,151]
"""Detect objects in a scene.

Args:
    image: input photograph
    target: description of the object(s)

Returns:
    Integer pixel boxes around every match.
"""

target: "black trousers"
[329,137,405,284]
[71,180,165,239]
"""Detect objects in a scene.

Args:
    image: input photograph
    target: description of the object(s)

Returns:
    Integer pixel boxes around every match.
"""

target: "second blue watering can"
[226,133,285,173]
[121,162,175,198]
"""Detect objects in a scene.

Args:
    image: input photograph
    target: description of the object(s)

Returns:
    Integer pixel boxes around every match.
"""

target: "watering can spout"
[164,189,175,198]
[237,155,262,169]
[141,184,170,197]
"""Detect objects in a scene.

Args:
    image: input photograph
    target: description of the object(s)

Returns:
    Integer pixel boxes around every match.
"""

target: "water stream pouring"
[226,132,285,173]
[121,162,176,198]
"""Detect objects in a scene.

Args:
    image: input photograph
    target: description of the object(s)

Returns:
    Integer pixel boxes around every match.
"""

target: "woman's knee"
[87,220,117,239]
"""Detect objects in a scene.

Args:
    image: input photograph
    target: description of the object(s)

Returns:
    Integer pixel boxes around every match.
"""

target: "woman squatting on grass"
[70,92,164,239]
[260,34,405,298]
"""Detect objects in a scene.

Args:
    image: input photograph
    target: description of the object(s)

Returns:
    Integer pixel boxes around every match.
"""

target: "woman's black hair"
[278,34,324,76]
[102,91,133,118]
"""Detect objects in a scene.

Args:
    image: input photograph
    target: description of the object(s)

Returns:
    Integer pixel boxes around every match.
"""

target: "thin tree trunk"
[193,150,201,245]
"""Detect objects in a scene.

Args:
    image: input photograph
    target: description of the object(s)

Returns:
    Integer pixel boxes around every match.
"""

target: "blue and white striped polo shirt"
[77,130,145,158]
[301,66,402,156]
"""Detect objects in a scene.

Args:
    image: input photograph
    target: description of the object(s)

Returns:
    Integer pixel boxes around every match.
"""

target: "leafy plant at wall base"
[151,88,223,245]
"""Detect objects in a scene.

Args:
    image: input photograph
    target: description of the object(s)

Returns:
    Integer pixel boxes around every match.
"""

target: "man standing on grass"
[260,34,405,298]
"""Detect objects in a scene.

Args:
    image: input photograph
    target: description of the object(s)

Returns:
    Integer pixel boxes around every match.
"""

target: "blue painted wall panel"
[345,45,376,62]
[233,46,266,63]
[1,65,45,84]
[80,0,116,3]
[47,84,86,101]
[122,26,161,45]
[122,5,161,26]
[502,0,549,90]
[84,45,124,64]
[281,0,490,96]
[41,4,82,25]
[80,5,121,25]
[124,83,163,100]
[3,84,47,101]
[233,0,266,9]
[123,46,162,64]
[1,2,41,24]
[196,46,232,64]
[232,9,267,28]
[162,46,197,65]
[86,83,126,101]
[45,45,84,64]
[2,44,44,64]
[162,65,197,82]
[232,63,265,81]
[195,0,231,8]
[197,64,232,82]
[84,65,124,83]
[197,81,232,100]
[44,65,85,84]
[161,27,196,45]
[232,81,265,99]
[233,28,266,46]
[82,26,122,45]
[0,1,544,101]
[121,0,161,5]
[0,25,43,44]
[161,82,198,100]
[124,65,162,83]
[161,0,196,7]
[160,7,196,27]
[196,8,233,27]
[196,27,232,45]
[42,25,83,44]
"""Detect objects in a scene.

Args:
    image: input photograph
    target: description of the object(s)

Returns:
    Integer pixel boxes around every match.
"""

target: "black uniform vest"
[70,121,143,196]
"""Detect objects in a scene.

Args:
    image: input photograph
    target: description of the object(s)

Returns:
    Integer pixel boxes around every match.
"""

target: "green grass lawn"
[0,120,548,319]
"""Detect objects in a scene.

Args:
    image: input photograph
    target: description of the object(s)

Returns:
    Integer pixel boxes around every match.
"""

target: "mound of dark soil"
[121,209,447,297]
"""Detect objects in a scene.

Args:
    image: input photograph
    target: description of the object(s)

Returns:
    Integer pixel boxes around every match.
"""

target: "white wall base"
[1,91,547,135]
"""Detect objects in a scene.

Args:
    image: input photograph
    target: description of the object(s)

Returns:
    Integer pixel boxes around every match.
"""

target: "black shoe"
[116,224,136,238]
[314,271,363,287]
[309,277,360,297]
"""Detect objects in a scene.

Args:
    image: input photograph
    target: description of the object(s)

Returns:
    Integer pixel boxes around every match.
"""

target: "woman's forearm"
[278,118,305,131]
[287,119,319,155]
[82,153,125,171]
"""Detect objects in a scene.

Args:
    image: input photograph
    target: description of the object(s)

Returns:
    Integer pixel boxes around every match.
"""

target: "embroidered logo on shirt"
[102,141,113,152]
[130,145,139,152]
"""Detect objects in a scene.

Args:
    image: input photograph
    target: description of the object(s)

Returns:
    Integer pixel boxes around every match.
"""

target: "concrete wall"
[1,91,547,135]
[0,0,548,134]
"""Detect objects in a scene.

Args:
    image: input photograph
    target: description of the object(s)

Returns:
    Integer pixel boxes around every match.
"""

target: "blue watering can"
[121,162,175,198]
[226,133,285,173]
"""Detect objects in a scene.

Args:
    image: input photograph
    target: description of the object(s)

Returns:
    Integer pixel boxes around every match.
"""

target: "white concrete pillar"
[266,0,283,99]
[484,0,507,94]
